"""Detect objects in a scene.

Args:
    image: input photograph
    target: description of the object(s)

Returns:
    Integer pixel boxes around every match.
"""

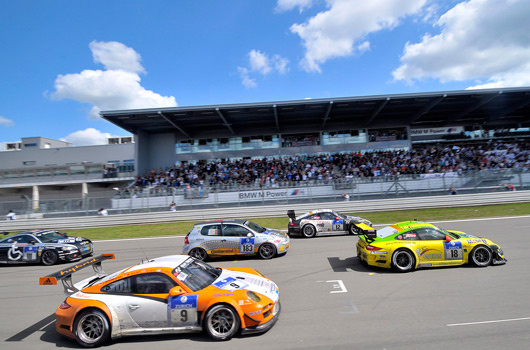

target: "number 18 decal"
[444,241,463,260]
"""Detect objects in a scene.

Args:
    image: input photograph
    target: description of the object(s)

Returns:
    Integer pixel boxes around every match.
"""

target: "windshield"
[245,220,267,233]
[172,257,221,292]
[36,231,68,243]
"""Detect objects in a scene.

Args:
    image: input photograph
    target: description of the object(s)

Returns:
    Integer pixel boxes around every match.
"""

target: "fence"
[1,168,528,219]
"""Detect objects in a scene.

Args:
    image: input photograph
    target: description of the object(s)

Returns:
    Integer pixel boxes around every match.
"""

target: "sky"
[1,0,529,146]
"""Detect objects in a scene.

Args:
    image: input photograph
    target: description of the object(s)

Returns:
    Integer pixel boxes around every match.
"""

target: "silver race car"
[287,209,372,238]
[183,219,290,260]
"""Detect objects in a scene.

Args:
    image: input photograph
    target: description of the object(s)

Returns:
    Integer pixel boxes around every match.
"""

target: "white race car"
[287,209,372,238]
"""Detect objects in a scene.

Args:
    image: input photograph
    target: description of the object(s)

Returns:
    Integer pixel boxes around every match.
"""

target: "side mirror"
[445,235,453,242]
[247,232,254,238]
[335,217,341,221]
[169,286,186,297]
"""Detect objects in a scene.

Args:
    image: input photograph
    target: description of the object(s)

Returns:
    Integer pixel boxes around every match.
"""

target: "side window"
[15,235,35,244]
[395,232,418,241]
[133,273,176,294]
[101,277,133,293]
[201,224,221,236]
[310,214,321,220]
[321,212,336,220]
[416,228,446,241]
[222,224,250,237]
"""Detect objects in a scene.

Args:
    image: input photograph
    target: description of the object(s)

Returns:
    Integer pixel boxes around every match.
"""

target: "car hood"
[212,268,279,302]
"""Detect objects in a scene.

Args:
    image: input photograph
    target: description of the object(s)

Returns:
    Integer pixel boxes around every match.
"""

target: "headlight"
[63,246,78,252]
[246,291,261,302]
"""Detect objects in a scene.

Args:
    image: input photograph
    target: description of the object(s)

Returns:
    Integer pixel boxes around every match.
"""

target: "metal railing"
[1,168,528,218]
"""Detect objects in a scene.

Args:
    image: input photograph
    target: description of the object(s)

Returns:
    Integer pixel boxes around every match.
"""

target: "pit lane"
[2,216,530,350]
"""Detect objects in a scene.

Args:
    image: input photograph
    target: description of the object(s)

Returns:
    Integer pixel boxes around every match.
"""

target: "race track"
[2,216,530,350]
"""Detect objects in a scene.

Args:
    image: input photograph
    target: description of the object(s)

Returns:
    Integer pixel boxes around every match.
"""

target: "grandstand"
[2,87,530,217]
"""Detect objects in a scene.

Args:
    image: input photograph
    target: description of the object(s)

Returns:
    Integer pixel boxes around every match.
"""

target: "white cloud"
[239,50,289,87]
[0,116,14,127]
[276,0,316,12]
[89,40,145,74]
[51,41,176,119]
[62,128,117,146]
[237,67,257,88]
[290,0,427,72]
[393,0,530,88]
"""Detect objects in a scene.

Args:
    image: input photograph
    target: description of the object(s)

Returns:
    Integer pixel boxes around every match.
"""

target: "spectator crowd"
[126,142,530,193]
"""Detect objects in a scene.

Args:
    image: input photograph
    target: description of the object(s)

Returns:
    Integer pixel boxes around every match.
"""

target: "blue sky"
[1,0,529,145]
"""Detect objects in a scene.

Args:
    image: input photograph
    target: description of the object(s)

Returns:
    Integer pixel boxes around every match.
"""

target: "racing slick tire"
[73,309,110,348]
[391,249,415,273]
[204,304,240,341]
[301,224,317,238]
[258,243,276,259]
[470,245,492,267]
[349,224,361,235]
[41,250,58,266]
[189,248,208,261]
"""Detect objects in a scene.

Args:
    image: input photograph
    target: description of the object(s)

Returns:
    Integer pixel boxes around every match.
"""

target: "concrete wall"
[0,143,134,169]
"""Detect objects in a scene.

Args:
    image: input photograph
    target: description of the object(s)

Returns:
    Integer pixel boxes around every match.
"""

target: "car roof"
[305,209,333,215]
[195,219,247,226]
[392,221,437,232]
[126,255,191,272]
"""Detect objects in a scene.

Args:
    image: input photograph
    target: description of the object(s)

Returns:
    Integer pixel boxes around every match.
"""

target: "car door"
[217,224,253,255]
[102,273,176,329]
[0,235,39,263]
[415,228,463,265]
[315,212,339,234]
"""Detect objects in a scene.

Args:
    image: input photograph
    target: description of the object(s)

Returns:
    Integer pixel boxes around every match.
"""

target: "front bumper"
[241,302,281,335]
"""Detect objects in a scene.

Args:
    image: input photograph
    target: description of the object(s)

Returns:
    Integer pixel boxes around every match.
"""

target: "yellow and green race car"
[356,221,506,272]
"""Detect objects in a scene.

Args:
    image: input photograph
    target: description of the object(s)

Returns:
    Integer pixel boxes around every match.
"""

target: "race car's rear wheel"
[391,249,415,273]
[189,248,208,261]
[41,250,58,266]
[258,243,276,259]
[73,309,110,348]
[301,224,316,238]
[204,304,240,341]
[470,245,492,267]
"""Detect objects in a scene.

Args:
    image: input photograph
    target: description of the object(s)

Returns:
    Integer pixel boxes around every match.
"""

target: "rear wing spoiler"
[39,253,115,295]
[287,210,296,222]
[352,223,377,242]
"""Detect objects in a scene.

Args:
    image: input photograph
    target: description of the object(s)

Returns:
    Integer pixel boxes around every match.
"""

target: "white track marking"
[326,280,348,293]
[447,317,530,327]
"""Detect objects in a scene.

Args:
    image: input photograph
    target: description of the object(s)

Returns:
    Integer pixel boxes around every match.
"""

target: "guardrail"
[1,190,528,232]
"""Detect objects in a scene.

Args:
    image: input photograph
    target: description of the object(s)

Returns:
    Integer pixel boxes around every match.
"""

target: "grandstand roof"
[101,87,530,139]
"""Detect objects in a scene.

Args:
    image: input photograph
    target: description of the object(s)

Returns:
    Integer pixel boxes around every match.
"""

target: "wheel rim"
[393,251,413,270]
[42,251,56,265]
[473,247,491,265]
[260,245,274,259]
[303,225,315,237]
[208,308,237,337]
[77,314,105,344]
[191,249,206,260]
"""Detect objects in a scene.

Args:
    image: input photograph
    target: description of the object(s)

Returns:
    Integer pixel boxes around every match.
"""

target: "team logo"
[180,295,188,303]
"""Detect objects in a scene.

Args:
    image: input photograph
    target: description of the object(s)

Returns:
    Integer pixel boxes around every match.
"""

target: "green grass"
[66,202,530,240]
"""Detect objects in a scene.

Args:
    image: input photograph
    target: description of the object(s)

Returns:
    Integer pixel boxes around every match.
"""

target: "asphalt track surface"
[2,216,530,350]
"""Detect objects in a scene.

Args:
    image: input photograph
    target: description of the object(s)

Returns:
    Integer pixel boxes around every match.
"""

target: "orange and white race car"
[40,254,280,347]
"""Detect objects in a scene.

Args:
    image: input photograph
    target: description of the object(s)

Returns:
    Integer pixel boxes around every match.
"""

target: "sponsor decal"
[249,310,262,316]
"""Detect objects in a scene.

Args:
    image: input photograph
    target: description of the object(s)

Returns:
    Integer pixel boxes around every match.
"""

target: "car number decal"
[168,295,198,326]
[332,220,343,231]
[239,237,255,254]
[213,277,249,291]
[444,241,463,260]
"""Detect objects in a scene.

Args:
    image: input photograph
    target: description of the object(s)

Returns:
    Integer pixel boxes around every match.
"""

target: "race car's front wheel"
[302,224,316,238]
[41,250,58,266]
[258,243,276,259]
[349,224,361,235]
[391,249,415,273]
[73,309,110,348]
[470,245,492,267]
[189,248,208,261]
[204,304,240,341]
